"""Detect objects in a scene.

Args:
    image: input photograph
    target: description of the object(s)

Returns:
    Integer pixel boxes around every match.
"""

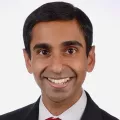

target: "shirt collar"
[39,90,87,120]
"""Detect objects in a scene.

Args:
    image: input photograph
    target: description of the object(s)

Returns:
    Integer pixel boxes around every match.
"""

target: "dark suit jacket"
[0,92,119,120]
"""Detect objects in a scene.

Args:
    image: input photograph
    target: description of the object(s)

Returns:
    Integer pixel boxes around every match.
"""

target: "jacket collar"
[24,97,40,120]
[24,91,103,120]
[81,91,102,120]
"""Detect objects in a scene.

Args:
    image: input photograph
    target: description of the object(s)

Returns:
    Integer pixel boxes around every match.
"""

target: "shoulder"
[0,103,34,120]
[101,109,119,120]
[84,91,119,120]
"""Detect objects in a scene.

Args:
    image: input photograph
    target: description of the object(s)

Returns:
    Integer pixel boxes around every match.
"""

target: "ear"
[87,46,95,72]
[23,49,32,74]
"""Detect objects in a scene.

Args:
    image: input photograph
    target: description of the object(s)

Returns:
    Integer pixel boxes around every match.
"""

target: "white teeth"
[48,78,70,84]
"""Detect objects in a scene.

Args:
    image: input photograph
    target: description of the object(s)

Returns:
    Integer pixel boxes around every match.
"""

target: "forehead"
[31,20,85,47]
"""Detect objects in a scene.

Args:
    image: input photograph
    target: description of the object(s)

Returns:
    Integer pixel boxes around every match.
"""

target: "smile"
[47,77,70,84]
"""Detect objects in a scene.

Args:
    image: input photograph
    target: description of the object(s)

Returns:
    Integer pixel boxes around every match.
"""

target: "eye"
[37,49,50,55]
[65,47,77,54]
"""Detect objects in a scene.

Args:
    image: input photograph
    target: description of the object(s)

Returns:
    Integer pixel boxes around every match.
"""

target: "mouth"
[46,77,73,88]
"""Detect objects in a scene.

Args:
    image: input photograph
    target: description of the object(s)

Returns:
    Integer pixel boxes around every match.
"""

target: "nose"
[49,55,63,74]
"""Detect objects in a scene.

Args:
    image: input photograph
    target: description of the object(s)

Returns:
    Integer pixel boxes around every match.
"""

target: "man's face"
[24,20,95,103]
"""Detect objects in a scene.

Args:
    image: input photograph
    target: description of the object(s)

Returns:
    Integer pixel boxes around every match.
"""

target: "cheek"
[69,55,87,81]
[71,56,87,71]
[73,62,87,81]
[31,60,46,89]
[31,58,47,80]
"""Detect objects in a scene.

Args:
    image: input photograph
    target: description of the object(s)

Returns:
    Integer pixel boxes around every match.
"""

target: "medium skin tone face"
[23,19,95,115]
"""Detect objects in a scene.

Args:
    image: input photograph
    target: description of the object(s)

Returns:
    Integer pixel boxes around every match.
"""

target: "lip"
[44,77,73,79]
[46,77,73,89]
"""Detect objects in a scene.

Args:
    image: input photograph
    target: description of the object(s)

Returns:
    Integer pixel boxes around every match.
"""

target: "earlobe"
[87,46,95,72]
[23,49,32,74]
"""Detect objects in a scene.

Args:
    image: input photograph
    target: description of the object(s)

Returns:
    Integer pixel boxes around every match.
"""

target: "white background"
[0,0,120,119]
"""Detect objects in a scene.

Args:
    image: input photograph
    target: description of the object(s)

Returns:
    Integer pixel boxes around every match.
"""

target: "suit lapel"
[81,91,103,120]
[24,97,40,120]
[24,92,103,120]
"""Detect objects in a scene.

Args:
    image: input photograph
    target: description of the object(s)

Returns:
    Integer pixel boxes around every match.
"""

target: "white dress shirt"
[39,90,87,120]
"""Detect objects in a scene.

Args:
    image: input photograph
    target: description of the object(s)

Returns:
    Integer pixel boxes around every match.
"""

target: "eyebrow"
[61,40,83,47]
[33,43,51,51]
[33,40,83,51]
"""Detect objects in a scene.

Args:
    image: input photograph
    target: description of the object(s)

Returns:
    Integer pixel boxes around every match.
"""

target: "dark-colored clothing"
[0,92,118,120]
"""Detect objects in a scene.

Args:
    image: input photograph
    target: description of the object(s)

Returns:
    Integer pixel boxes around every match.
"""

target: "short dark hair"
[23,2,93,58]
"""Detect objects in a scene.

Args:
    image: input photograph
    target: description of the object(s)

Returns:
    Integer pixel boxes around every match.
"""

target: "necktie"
[45,117,61,120]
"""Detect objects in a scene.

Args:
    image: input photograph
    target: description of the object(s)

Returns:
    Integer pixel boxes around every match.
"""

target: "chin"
[48,94,69,103]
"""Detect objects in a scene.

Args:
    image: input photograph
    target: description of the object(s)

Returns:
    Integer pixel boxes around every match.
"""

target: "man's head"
[23,2,93,58]
[23,2,95,104]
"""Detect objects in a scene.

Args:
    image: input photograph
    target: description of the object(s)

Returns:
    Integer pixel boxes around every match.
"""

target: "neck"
[42,88,83,116]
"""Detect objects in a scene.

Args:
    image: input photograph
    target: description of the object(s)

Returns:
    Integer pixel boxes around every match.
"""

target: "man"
[0,1,118,120]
